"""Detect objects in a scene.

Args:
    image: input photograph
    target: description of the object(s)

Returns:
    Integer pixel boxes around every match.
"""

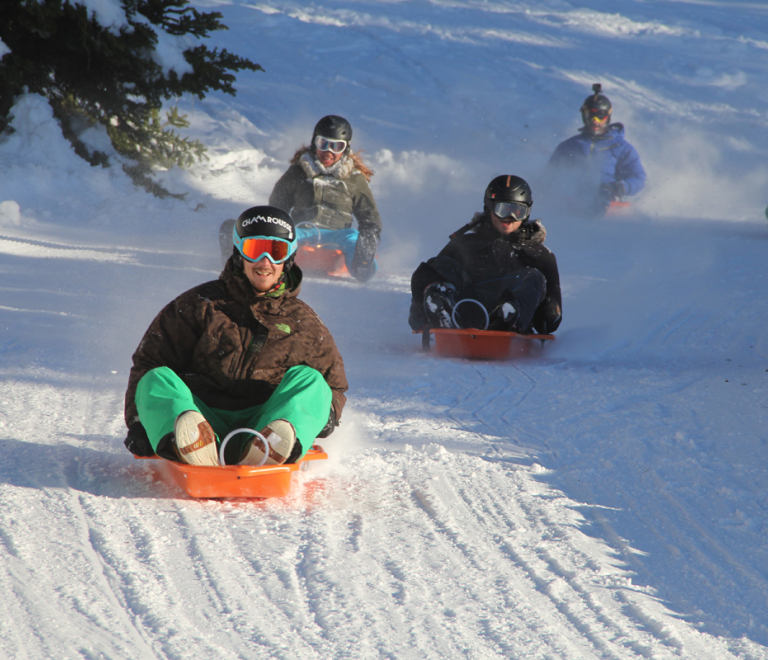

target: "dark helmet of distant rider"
[312,115,353,169]
[581,83,612,136]
[484,175,533,236]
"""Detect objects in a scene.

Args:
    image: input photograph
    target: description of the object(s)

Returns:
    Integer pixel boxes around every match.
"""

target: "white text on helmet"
[242,215,294,239]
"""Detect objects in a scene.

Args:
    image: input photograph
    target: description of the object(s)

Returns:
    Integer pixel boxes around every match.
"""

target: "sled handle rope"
[452,298,489,331]
[219,428,271,467]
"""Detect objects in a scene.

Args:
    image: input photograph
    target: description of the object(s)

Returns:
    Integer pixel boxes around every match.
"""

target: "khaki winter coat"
[124,258,347,427]
[269,150,382,234]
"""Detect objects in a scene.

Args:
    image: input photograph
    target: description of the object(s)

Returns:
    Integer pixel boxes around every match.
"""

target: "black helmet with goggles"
[233,206,297,265]
[484,175,532,223]
[581,83,612,129]
[312,115,352,155]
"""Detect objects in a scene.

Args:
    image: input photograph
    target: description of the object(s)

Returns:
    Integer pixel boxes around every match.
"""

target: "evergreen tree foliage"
[0,0,262,192]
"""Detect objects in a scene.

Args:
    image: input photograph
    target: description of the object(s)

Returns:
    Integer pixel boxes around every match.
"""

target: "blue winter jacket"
[548,123,646,196]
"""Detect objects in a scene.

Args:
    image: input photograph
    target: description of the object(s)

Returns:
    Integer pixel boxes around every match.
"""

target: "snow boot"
[423,283,456,328]
[174,411,219,466]
[239,419,296,466]
[490,298,521,332]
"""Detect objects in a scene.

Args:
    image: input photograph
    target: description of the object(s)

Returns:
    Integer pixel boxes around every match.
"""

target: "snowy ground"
[0,0,767,658]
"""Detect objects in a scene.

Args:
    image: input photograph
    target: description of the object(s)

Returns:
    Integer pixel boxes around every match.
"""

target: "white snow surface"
[1,0,767,658]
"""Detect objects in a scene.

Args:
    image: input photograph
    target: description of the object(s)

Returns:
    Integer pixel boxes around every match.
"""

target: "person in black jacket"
[408,175,562,335]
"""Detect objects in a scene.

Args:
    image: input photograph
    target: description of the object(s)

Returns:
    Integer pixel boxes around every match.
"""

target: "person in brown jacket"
[124,206,348,467]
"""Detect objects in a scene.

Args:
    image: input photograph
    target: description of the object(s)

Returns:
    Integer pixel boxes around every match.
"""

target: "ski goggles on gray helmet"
[314,135,347,154]
[492,201,530,222]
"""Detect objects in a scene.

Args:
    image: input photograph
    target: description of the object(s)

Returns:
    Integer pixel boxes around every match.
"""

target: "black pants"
[423,256,546,332]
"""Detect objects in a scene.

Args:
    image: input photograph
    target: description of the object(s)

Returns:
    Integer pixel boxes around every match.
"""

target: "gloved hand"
[317,407,338,438]
[599,181,626,201]
[350,227,379,282]
[535,298,562,334]
[124,421,155,456]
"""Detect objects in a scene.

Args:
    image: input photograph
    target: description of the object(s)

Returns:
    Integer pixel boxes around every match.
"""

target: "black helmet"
[485,175,532,206]
[581,83,612,126]
[312,115,353,143]
[233,205,297,264]
[484,175,532,223]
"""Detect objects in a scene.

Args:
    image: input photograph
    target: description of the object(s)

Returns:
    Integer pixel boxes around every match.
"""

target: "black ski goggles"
[492,202,530,222]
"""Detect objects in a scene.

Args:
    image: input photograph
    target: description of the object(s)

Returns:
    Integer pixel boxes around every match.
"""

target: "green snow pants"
[135,365,332,461]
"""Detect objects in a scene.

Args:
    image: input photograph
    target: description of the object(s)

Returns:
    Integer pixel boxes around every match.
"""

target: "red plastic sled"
[605,200,631,217]
[138,446,328,499]
[419,328,554,360]
[295,245,349,277]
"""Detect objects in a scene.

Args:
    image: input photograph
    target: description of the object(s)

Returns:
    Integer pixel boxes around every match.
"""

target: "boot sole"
[175,412,219,466]
[239,420,295,466]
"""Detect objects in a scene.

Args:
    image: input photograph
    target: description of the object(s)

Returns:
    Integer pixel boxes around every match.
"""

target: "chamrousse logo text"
[242,215,294,238]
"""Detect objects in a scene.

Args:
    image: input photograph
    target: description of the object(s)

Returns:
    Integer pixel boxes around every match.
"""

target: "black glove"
[124,421,155,457]
[317,407,338,439]
[535,298,562,334]
[599,181,626,201]
[350,227,379,282]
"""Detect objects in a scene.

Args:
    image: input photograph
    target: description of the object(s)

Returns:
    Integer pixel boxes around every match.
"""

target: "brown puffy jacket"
[124,258,347,427]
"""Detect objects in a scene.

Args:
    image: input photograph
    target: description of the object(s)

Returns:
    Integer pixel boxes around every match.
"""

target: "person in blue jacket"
[547,84,646,214]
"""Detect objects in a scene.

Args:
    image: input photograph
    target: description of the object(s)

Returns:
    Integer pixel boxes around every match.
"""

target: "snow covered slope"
[0,1,766,658]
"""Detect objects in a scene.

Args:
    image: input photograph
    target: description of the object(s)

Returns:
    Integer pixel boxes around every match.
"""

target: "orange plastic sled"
[295,245,349,277]
[419,328,554,360]
[605,200,631,217]
[138,446,328,499]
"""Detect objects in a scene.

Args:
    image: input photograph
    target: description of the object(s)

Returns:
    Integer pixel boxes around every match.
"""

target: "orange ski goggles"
[235,236,296,264]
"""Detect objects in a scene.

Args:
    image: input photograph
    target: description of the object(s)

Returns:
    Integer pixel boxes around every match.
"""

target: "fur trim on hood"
[292,147,374,182]
[299,150,357,180]
[519,219,547,243]
[469,212,547,244]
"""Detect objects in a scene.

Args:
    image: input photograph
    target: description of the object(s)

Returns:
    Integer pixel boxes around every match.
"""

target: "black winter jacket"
[409,213,562,333]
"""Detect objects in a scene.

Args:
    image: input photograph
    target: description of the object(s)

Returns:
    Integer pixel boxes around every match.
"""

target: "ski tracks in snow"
[1,421,741,659]
[279,447,732,659]
[0,326,764,657]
